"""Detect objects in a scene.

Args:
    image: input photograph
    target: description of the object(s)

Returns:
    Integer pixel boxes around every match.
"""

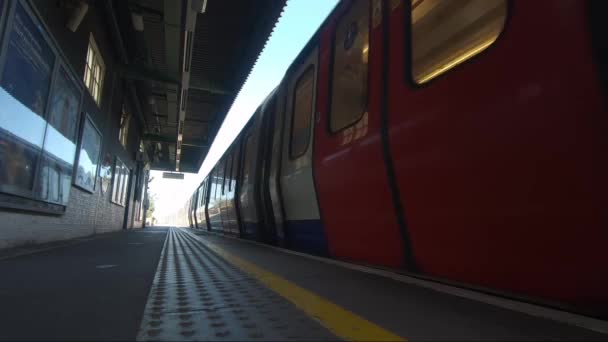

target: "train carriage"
[185,0,608,317]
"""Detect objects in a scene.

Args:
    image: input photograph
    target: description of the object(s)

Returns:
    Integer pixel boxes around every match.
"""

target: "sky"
[150,0,339,220]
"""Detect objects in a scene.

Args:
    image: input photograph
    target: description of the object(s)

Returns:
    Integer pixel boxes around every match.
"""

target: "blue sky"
[152,0,339,221]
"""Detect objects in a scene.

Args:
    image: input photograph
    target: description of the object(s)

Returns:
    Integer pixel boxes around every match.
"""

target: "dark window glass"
[0,4,55,195]
[230,150,237,191]
[290,67,315,158]
[330,0,369,132]
[74,115,101,193]
[411,0,507,83]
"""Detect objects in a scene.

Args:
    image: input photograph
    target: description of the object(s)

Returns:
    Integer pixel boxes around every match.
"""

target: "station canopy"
[111,0,286,173]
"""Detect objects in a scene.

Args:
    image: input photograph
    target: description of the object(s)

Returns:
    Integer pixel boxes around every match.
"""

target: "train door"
[269,86,287,247]
[196,180,205,229]
[238,124,261,240]
[313,0,405,268]
[191,189,197,228]
[209,162,224,232]
[386,0,608,310]
[279,48,328,255]
[229,141,242,236]
[255,95,279,245]
[203,176,211,231]
[219,150,230,234]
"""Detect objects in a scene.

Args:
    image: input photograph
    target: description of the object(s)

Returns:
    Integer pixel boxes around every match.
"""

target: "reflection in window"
[84,34,105,105]
[330,0,369,132]
[216,158,226,198]
[411,0,507,83]
[290,67,315,158]
[111,157,129,206]
[74,116,101,193]
[0,3,54,196]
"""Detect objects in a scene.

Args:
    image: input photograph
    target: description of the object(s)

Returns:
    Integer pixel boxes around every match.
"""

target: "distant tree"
[146,193,156,219]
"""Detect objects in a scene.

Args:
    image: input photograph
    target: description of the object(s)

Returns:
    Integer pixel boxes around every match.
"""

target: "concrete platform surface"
[0,226,606,341]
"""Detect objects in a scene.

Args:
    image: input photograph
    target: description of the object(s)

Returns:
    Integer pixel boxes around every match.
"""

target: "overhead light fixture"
[131,12,144,32]
[65,1,89,32]
[191,0,208,13]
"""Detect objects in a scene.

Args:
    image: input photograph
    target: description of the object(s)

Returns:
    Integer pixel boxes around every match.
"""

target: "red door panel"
[387,0,608,311]
[314,0,405,268]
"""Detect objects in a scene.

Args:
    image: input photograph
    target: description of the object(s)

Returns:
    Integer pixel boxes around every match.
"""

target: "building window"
[411,0,507,84]
[111,157,129,206]
[289,66,315,158]
[330,0,369,133]
[119,106,130,148]
[83,34,105,105]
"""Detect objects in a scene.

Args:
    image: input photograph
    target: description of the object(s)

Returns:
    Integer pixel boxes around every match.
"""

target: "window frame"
[84,33,105,106]
[288,64,316,159]
[327,0,372,134]
[405,0,510,87]
[72,112,103,193]
[0,0,85,214]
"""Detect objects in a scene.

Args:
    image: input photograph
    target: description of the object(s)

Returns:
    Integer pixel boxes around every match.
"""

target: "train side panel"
[387,0,608,312]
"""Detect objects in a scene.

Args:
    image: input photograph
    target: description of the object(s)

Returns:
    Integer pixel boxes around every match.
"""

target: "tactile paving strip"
[137,228,338,341]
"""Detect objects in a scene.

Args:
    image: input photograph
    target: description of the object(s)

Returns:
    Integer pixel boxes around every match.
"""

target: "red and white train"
[184,0,608,317]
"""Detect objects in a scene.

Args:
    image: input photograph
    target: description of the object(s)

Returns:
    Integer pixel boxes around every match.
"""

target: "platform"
[0,226,606,341]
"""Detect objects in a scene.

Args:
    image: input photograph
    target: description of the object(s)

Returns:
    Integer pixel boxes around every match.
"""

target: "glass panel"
[38,68,81,204]
[290,67,314,158]
[242,135,253,186]
[118,164,126,205]
[74,116,101,192]
[330,0,369,132]
[218,158,225,195]
[112,158,122,204]
[0,4,55,196]
[230,151,237,191]
[121,168,130,205]
[209,169,216,201]
[411,0,507,83]
[224,150,233,192]
[86,45,93,68]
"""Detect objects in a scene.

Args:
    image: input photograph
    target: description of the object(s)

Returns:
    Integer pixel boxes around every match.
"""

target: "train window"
[228,151,235,191]
[210,170,216,202]
[243,135,253,185]
[411,0,507,84]
[202,180,207,205]
[329,0,369,133]
[289,66,315,158]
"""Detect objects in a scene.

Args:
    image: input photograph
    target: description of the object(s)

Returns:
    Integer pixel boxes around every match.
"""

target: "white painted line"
[96,264,118,269]
[183,228,608,335]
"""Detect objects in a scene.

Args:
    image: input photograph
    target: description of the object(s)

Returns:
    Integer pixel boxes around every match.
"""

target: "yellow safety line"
[185,231,406,341]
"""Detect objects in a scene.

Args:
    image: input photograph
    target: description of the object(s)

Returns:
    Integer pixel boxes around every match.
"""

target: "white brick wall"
[0,184,125,250]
